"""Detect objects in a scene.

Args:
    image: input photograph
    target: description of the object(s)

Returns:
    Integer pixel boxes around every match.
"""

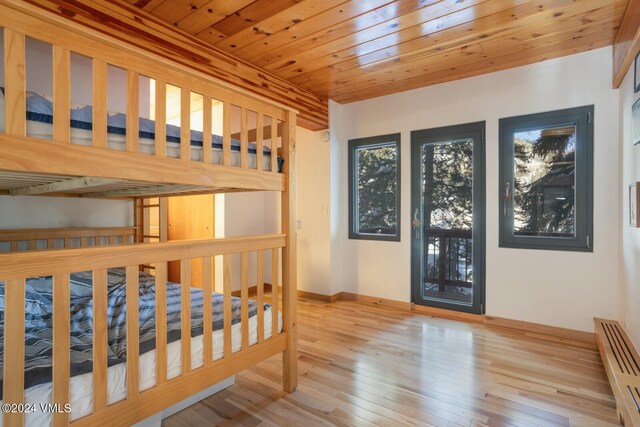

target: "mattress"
[0,270,282,425]
[10,307,281,426]
[0,89,283,171]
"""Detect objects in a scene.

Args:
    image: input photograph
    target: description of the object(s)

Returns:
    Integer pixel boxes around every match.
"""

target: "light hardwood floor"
[163,299,620,427]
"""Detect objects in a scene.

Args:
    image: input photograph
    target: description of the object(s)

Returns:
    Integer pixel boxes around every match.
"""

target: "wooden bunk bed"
[0,1,298,426]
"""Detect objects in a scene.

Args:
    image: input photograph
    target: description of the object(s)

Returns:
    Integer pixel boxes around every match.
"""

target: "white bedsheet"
[1,308,282,427]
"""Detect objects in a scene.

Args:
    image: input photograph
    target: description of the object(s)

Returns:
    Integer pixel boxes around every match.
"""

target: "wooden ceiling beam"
[612,0,640,87]
[333,31,613,103]
[301,3,624,95]
[19,0,329,130]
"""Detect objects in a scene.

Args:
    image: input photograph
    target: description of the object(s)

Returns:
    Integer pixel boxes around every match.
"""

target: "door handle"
[504,182,512,217]
[412,208,420,239]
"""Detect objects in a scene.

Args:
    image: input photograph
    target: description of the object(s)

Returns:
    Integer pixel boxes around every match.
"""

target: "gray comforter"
[0,269,264,398]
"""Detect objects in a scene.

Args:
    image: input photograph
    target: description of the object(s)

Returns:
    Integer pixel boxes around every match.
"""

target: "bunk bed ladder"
[136,197,168,244]
[136,197,168,272]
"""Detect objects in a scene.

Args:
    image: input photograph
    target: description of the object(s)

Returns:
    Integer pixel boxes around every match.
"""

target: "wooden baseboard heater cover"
[594,318,640,426]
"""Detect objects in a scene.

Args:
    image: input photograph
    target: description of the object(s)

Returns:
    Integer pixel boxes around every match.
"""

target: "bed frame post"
[159,197,168,242]
[134,198,144,244]
[282,110,298,392]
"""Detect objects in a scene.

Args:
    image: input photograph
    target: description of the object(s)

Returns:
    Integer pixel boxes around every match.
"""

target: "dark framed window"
[499,106,594,251]
[348,133,401,241]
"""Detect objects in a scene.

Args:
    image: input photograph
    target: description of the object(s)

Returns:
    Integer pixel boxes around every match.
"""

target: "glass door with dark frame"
[411,122,485,314]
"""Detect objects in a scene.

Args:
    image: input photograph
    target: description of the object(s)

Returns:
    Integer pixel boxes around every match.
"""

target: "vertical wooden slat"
[241,252,249,350]
[9,241,18,251]
[64,238,73,248]
[180,88,190,161]
[121,235,128,245]
[28,240,37,250]
[222,102,231,166]
[109,236,117,245]
[257,250,264,343]
[53,46,71,143]
[94,237,102,246]
[240,107,248,169]
[180,259,191,375]
[202,256,213,365]
[223,255,232,357]
[47,238,55,249]
[126,70,139,153]
[271,119,278,173]
[126,265,139,397]
[92,59,108,148]
[282,110,298,392]
[271,248,279,341]
[134,198,144,243]
[202,96,212,164]
[256,113,264,171]
[3,279,25,427]
[80,237,89,248]
[52,273,70,427]
[159,197,168,242]
[92,268,108,412]
[155,262,168,384]
[155,80,166,158]
[4,29,26,137]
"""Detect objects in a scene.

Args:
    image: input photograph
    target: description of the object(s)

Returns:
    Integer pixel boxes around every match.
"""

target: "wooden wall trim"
[8,0,328,130]
[307,291,595,344]
[613,0,640,87]
[297,290,343,303]
[483,315,595,345]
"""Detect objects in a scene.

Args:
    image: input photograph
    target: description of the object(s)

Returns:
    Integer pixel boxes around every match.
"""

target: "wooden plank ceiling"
[126,0,629,104]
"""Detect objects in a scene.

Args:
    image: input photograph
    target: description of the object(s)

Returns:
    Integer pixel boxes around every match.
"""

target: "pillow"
[25,91,53,116]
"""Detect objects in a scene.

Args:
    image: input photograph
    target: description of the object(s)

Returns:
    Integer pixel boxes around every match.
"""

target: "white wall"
[0,196,132,229]
[618,61,640,346]
[222,126,329,294]
[331,47,621,332]
[224,191,277,290]
[296,127,331,295]
[329,100,351,296]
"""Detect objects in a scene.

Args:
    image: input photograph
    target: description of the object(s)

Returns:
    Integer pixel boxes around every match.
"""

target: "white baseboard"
[133,376,236,427]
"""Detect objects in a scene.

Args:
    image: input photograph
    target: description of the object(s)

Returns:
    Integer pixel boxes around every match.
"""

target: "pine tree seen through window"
[499,106,593,251]
[349,134,401,241]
